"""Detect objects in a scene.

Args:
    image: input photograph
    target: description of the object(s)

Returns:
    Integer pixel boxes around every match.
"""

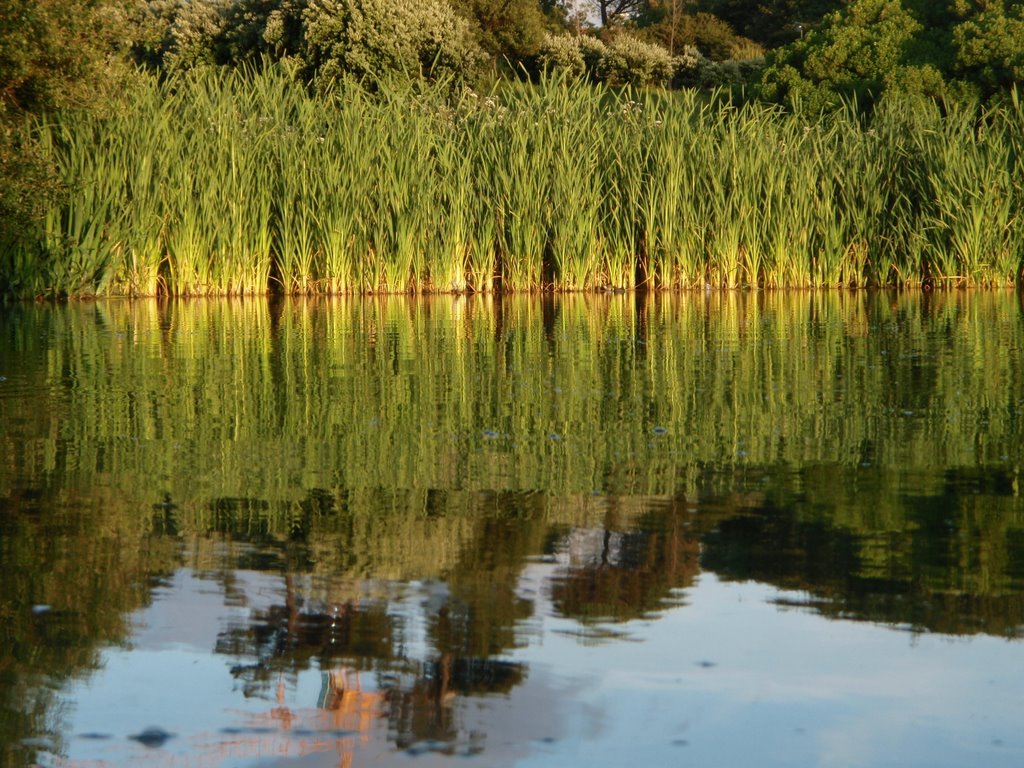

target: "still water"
[1,292,1023,768]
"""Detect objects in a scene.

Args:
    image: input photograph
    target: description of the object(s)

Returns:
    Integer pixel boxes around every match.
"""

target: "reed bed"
[4,67,1023,297]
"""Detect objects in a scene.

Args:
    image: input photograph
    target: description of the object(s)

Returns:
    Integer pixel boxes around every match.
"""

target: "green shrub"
[600,35,676,87]
[952,5,1024,98]
[537,33,586,78]
[682,12,758,61]
[450,0,550,67]
[1,0,136,281]
[164,0,230,69]
[536,33,676,88]
[577,35,609,81]
[301,0,485,85]
[758,0,930,112]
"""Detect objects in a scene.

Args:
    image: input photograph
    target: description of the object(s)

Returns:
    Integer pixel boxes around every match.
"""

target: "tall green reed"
[542,81,605,291]
[919,102,1019,286]
[601,93,650,290]
[6,67,1024,298]
[643,91,709,288]
[487,83,550,291]
[34,115,125,296]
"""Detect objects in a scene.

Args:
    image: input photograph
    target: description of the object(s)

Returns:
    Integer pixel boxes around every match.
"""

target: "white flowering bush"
[577,35,609,80]
[164,0,231,69]
[599,35,675,87]
[537,33,585,78]
[301,0,484,84]
[536,33,677,87]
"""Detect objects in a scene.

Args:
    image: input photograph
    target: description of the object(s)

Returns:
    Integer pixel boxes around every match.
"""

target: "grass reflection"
[1,292,1024,763]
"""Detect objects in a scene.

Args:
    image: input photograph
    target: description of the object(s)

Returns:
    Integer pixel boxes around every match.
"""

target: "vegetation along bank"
[2,0,1023,297]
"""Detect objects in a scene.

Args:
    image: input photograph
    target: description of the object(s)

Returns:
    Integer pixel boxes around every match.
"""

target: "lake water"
[1,291,1023,768]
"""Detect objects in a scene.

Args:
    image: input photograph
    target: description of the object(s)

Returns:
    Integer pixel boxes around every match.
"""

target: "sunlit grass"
[4,67,1023,297]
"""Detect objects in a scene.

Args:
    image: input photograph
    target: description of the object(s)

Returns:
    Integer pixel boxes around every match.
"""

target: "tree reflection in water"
[548,499,702,628]
[212,570,526,756]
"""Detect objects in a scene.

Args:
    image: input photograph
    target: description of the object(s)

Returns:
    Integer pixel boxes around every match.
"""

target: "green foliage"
[300,0,485,84]
[758,0,1024,110]
[538,33,587,77]
[0,123,63,298]
[758,0,934,112]
[600,35,677,86]
[952,3,1024,97]
[637,4,764,61]
[0,0,130,114]
[675,52,765,88]
[4,67,1024,296]
[697,0,846,47]
[0,0,138,290]
[679,11,763,60]
[450,0,551,70]
[538,33,677,86]
[577,34,611,76]
[164,0,231,69]
[122,0,308,70]
[124,0,490,84]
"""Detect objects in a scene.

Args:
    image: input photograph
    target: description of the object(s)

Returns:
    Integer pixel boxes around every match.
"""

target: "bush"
[600,35,676,87]
[301,0,485,84]
[670,44,763,91]
[952,6,1024,98]
[164,0,230,69]
[124,0,283,71]
[681,12,759,61]
[1,0,131,113]
[577,35,609,81]
[538,33,586,78]
[0,0,134,254]
[757,0,931,112]
[536,33,676,87]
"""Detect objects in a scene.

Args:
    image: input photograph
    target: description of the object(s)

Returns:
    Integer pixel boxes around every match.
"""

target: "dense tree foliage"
[539,31,680,85]
[0,0,133,114]
[759,0,1024,110]
[8,0,1016,117]
[696,0,845,47]
[450,0,556,71]
[4,0,1022,108]
[951,1,1024,95]
[299,0,485,84]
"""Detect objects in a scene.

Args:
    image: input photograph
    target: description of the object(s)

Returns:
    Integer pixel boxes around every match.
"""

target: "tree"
[538,31,677,85]
[757,0,1022,110]
[635,2,763,59]
[450,0,552,70]
[697,0,845,47]
[757,0,947,111]
[951,2,1024,98]
[0,0,131,115]
[593,0,647,26]
[122,0,307,71]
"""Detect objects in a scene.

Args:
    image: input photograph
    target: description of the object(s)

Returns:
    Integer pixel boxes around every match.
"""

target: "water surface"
[1,292,1023,767]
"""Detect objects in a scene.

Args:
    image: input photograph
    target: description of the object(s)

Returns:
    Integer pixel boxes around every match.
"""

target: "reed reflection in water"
[1,291,1023,767]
